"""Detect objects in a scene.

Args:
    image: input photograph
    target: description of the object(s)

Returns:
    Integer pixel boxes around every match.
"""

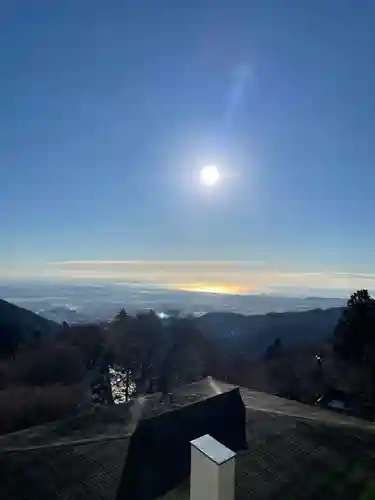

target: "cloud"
[49,260,265,291]
[39,261,375,295]
[50,260,265,267]
[264,271,375,294]
[332,272,375,280]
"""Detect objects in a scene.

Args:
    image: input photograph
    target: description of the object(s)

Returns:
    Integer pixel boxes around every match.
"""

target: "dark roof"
[1,378,375,500]
[163,412,375,500]
[117,385,247,500]
[0,439,129,500]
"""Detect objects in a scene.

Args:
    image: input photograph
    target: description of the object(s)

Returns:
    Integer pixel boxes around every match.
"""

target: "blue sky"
[2,1,375,294]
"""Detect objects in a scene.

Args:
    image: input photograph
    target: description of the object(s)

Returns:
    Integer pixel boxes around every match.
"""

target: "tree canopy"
[334,289,375,364]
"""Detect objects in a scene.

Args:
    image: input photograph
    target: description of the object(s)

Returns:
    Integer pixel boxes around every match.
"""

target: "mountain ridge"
[197,306,343,355]
[0,298,59,346]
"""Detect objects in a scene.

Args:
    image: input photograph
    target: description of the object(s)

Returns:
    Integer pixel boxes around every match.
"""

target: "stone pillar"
[190,434,236,500]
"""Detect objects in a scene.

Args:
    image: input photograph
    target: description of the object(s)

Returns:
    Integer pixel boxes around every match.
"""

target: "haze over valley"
[0,280,347,324]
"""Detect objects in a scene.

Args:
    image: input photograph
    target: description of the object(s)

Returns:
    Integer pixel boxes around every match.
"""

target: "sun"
[200,165,220,186]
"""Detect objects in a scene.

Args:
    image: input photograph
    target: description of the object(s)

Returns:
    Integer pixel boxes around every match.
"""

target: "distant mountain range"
[0,288,343,359]
[197,307,343,356]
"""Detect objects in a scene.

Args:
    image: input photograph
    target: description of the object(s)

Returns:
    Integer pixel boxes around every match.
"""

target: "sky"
[1,1,375,295]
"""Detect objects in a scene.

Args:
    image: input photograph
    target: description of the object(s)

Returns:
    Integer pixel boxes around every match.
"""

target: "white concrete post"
[190,435,236,500]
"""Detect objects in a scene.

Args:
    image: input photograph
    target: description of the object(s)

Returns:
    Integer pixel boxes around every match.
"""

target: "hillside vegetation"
[0,289,374,434]
[0,299,58,358]
[197,306,343,354]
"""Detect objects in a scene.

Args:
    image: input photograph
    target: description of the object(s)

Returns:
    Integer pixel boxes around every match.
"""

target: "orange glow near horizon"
[174,283,251,295]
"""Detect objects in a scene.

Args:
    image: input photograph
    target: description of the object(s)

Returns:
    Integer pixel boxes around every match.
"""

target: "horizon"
[1,259,375,298]
[0,274,363,301]
[0,278,350,324]
[2,2,375,295]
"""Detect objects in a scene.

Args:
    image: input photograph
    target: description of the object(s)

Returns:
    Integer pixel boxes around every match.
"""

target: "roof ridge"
[1,432,132,453]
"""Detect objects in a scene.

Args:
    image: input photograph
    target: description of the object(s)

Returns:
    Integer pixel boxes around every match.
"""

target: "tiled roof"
[1,378,375,500]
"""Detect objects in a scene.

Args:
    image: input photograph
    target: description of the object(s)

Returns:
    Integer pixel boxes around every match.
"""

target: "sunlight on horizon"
[9,259,375,296]
[175,283,251,295]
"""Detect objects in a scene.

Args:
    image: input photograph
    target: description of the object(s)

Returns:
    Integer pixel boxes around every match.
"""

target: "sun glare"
[200,165,220,186]
[177,283,248,295]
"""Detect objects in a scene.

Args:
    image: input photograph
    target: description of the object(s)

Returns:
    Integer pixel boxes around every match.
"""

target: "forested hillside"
[0,299,58,358]
[0,289,374,435]
[197,306,343,355]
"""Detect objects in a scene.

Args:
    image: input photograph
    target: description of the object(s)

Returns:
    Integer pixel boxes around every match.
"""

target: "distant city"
[0,280,347,324]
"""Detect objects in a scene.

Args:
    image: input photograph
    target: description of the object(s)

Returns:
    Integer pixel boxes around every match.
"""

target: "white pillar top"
[190,435,236,465]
